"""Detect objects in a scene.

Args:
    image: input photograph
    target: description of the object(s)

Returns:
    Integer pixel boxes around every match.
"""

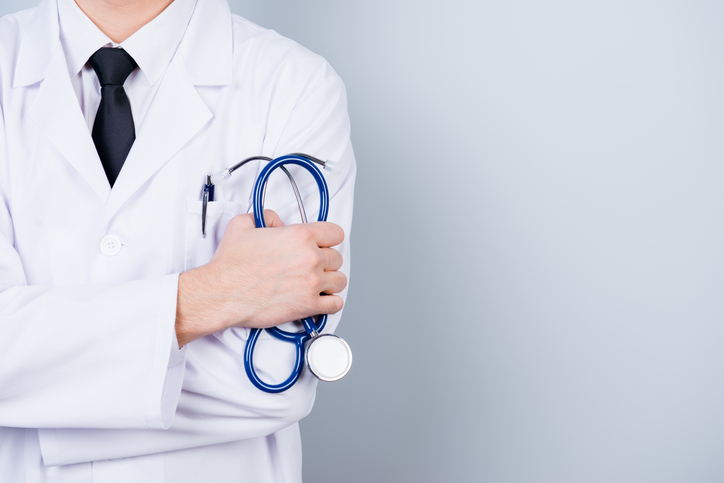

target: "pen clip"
[202,175,214,237]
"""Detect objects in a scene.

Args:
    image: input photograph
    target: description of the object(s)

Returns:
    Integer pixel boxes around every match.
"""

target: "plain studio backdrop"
[3,1,724,482]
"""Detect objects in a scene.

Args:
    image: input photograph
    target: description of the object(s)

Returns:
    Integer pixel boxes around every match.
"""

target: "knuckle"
[302,249,323,269]
[308,272,323,289]
[290,224,314,243]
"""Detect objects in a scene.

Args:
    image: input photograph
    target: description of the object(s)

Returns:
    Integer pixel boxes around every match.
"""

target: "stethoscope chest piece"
[224,153,353,392]
[306,334,353,382]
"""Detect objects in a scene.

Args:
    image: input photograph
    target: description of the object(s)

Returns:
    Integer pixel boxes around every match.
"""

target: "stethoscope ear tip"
[322,159,339,175]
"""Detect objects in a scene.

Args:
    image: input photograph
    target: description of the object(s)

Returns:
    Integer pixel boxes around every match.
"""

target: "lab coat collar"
[13,0,57,88]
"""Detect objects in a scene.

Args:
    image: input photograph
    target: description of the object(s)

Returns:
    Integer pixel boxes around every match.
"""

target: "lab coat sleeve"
[0,104,187,432]
[37,60,357,467]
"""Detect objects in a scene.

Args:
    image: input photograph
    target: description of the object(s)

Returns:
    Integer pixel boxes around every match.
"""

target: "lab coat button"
[100,235,122,256]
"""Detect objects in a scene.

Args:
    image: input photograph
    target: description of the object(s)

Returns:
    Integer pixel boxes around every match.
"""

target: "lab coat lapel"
[101,54,213,222]
[30,45,111,202]
[20,0,110,201]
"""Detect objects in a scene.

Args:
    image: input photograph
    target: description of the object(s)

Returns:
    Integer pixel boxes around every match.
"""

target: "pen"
[202,175,214,237]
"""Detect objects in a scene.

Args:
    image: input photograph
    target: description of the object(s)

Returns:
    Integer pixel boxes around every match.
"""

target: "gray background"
[3,1,724,482]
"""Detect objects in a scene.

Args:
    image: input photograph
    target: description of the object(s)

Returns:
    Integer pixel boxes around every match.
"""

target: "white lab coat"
[0,0,355,481]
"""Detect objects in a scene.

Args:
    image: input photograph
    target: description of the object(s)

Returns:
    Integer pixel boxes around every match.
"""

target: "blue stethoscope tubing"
[244,154,330,393]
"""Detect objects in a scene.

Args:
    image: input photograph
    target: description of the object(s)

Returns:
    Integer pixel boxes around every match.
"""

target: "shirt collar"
[58,0,198,86]
[13,0,231,89]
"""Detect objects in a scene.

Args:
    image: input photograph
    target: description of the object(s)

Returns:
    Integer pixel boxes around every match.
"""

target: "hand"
[175,210,347,347]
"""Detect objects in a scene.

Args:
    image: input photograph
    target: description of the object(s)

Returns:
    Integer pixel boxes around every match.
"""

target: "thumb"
[225,209,284,233]
[260,209,285,228]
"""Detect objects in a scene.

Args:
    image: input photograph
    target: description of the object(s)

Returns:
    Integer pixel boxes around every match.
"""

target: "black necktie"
[89,48,138,187]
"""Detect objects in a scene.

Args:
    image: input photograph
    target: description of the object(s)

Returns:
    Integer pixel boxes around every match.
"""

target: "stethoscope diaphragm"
[305,334,353,382]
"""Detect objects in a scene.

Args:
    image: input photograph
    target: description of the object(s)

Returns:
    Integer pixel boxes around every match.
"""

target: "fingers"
[316,294,345,315]
[320,247,343,271]
[306,221,345,248]
[319,269,347,295]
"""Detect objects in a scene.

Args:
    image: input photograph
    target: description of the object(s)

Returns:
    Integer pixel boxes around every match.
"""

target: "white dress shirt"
[59,0,197,134]
[0,0,356,482]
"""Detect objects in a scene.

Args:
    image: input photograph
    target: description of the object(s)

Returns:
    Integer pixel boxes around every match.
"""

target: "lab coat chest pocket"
[184,200,247,271]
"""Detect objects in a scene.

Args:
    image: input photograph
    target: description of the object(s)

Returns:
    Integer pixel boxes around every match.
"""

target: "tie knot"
[89,48,137,86]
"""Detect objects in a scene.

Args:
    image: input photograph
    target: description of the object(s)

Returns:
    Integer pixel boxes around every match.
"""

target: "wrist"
[175,267,228,346]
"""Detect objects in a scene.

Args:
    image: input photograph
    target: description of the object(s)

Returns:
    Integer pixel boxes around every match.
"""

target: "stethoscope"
[205,153,353,393]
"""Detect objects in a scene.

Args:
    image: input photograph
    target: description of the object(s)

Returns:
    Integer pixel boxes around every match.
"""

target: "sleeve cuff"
[38,276,189,464]
[143,273,187,430]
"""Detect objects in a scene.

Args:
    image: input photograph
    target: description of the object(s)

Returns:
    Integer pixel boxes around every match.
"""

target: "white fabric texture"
[0,0,356,481]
